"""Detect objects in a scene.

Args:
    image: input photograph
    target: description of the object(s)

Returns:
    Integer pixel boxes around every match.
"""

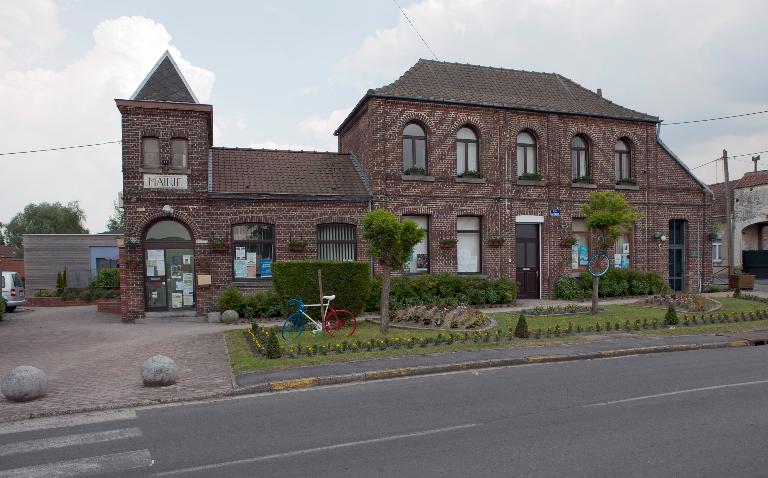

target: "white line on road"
[0,427,142,457]
[155,423,478,476]
[583,379,768,407]
[0,410,137,436]
[0,449,153,478]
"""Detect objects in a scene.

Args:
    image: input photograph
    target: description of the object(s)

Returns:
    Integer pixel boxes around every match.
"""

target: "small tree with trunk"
[362,209,424,334]
[581,191,640,314]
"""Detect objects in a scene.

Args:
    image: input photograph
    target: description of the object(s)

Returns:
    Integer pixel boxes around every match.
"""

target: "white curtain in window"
[457,233,480,273]
[403,216,428,273]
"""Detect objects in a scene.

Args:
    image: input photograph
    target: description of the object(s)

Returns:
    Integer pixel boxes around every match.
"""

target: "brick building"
[118,52,712,322]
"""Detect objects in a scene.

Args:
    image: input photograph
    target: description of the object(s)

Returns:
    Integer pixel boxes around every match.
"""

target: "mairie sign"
[143,174,188,190]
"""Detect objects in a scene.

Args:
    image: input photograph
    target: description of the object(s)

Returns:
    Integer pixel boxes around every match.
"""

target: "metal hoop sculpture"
[587,252,611,277]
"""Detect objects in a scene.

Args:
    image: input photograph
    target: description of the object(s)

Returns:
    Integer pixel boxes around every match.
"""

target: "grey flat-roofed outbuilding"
[23,234,121,291]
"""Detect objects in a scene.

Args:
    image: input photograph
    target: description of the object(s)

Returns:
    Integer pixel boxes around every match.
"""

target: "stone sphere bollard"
[1,366,48,402]
[221,310,239,324]
[141,355,178,387]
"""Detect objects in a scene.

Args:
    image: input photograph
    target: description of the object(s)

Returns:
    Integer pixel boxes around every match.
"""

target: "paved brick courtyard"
[0,306,238,422]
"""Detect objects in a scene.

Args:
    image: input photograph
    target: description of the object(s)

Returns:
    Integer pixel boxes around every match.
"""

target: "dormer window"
[143,137,159,168]
[171,139,188,169]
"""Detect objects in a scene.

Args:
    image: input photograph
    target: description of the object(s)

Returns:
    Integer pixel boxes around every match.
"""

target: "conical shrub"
[664,304,678,326]
[514,313,529,338]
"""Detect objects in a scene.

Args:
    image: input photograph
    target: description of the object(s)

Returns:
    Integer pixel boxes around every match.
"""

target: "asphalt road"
[2,346,768,477]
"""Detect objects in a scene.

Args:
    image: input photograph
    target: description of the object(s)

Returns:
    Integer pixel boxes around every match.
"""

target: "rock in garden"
[141,355,178,387]
[1,366,48,402]
[221,309,239,324]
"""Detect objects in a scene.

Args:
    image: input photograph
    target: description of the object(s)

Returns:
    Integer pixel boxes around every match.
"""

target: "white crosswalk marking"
[0,427,142,457]
[0,412,153,477]
[0,449,153,478]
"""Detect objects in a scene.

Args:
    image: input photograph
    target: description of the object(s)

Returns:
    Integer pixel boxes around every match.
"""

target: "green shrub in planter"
[514,313,529,338]
[664,304,678,326]
[264,332,282,359]
[89,268,119,289]
[272,260,370,318]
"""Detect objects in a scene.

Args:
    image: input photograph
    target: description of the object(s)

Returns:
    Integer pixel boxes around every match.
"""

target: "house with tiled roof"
[709,170,768,281]
[116,53,712,321]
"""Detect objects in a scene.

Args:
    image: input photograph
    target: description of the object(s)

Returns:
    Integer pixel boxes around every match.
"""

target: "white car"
[1,271,26,312]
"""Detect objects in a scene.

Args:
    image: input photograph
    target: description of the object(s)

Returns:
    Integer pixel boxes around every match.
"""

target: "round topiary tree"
[362,209,424,334]
[581,191,640,315]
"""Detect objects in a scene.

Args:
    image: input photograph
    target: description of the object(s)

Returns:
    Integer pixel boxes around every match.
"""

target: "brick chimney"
[596,88,602,97]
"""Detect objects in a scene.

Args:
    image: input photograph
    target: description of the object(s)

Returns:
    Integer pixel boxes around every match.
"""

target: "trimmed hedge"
[366,274,516,311]
[553,269,670,300]
[272,261,371,317]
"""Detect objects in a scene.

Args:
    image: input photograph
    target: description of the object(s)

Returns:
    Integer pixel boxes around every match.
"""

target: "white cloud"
[0,0,66,71]
[0,13,214,232]
[298,107,353,141]
[336,0,768,179]
[298,85,320,96]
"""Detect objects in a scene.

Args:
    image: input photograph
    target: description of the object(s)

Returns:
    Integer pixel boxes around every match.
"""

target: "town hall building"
[117,51,713,321]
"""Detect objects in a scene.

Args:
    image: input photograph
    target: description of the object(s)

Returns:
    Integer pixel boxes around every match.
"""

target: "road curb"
[233,339,751,396]
[0,339,752,425]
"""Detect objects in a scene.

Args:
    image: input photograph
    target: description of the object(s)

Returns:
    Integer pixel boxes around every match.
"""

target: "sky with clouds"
[1,0,766,232]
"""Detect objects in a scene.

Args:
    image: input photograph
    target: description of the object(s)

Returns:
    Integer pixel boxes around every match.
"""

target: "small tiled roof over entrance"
[336,59,658,133]
[131,51,198,103]
[210,148,370,198]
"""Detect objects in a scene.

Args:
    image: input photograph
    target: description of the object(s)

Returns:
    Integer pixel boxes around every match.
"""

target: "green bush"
[60,288,79,301]
[553,276,588,300]
[366,274,516,311]
[554,269,669,299]
[218,286,243,312]
[272,261,371,318]
[664,304,678,326]
[241,290,282,318]
[514,313,529,338]
[89,268,119,290]
[264,332,282,359]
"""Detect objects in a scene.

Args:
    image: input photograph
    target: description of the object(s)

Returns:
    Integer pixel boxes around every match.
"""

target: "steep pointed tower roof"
[130,51,199,103]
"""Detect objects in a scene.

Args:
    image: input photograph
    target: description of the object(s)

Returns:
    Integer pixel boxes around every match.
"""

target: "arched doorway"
[742,221,768,278]
[143,219,195,311]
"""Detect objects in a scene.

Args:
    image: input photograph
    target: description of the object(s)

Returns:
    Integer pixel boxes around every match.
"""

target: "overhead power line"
[0,140,121,156]
[392,0,439,61]
[665,109,768,125]
[690,148,768,170]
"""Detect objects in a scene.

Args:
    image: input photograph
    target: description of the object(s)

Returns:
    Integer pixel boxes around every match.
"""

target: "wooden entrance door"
[516,224,540,299]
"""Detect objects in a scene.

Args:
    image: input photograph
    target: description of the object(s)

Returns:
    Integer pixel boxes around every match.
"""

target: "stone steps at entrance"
[142,311,205,322]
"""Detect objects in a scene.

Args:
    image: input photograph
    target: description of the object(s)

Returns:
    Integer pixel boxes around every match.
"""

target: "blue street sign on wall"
[549,209,561,217]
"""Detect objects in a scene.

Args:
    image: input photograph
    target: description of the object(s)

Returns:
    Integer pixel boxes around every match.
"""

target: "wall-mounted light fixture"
[652,232,667,242]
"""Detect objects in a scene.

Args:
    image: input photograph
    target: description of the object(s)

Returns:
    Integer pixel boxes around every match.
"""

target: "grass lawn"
[225,297,768,374]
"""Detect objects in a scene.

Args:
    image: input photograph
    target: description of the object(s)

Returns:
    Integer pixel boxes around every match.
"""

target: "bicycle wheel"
[587,252,611,277]
[281,312,305,341]
[323,309,357,337]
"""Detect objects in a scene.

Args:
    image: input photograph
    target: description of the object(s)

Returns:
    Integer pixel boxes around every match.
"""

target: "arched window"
[456,127,478,176]
[571,135,589,180]
[516,131,537,178]
[145,220,191,241]
[142,137,159,168]
[403,123,427,174]
[615,139,631,183]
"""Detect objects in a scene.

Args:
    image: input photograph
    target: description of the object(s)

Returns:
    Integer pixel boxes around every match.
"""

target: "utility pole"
[753,155,761,172]
[723,149,735,275]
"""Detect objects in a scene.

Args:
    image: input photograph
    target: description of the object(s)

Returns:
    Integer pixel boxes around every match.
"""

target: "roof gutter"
[656,123,714,198]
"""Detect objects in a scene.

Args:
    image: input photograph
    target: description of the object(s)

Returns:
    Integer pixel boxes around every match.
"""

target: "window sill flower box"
[209,241,229,253]
[559,237,577,248]
[518,172,543,181]
[487,237,505,247]
[288,241,308,252]
[439,239,457,249]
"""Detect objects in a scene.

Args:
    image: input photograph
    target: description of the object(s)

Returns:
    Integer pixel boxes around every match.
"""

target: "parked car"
[1,271,26,312]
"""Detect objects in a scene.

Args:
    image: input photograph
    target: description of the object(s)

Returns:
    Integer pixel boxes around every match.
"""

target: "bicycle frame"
[288,295,336,335]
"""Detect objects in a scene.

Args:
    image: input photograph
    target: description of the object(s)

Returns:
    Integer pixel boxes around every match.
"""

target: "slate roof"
[131,52,198,103]
[337,59,658,133]
[708,181,731,218]
[210,148,370,198]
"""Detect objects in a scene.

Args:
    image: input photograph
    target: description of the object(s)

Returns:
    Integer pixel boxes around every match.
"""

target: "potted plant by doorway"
[729,267,755,290]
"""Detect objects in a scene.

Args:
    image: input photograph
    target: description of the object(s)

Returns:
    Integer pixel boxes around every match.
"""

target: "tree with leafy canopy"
[362,209,424,334]
[5,202,88,254]
[581,191,640,314]
[105,199,124,233]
